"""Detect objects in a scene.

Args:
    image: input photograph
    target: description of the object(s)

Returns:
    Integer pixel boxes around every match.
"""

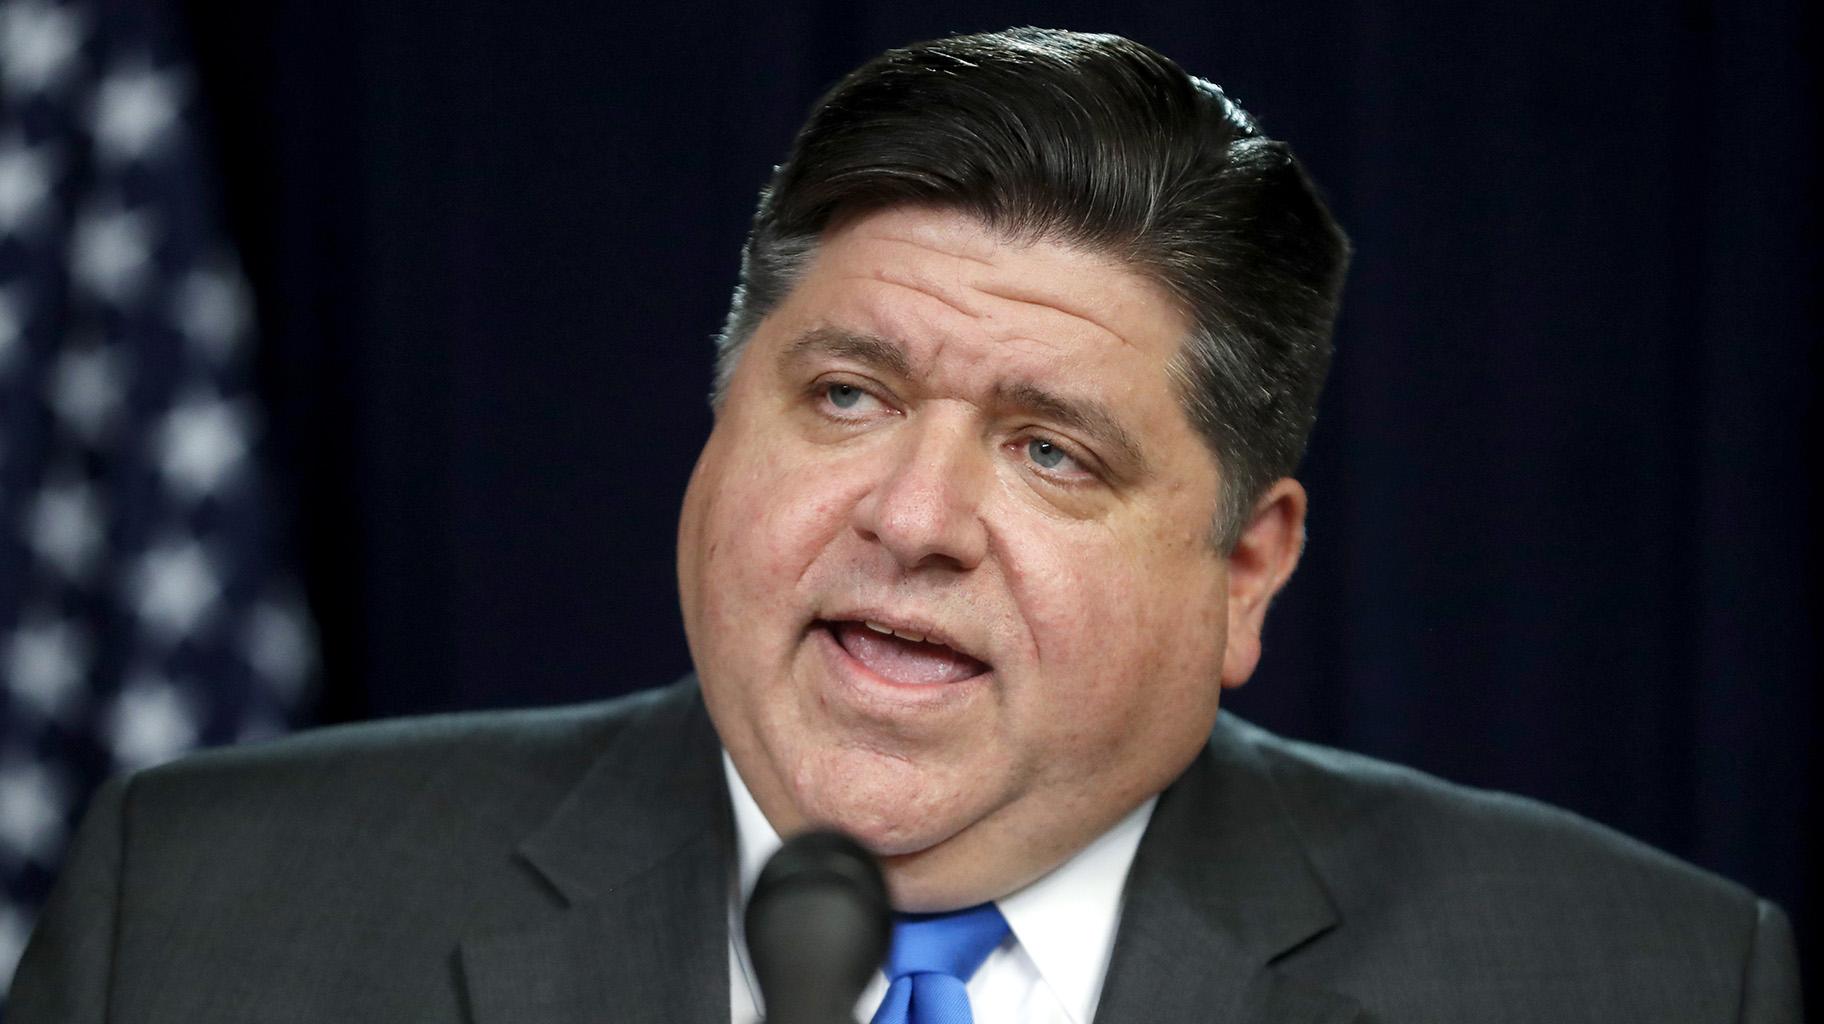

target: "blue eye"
[1027,438,1068,470]
[827,384,863,409]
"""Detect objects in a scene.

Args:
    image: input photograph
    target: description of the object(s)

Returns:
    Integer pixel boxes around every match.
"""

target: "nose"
[850,415,989,571]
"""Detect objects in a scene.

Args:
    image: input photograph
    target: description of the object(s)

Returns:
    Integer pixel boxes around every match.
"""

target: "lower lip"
[810,622,991,711]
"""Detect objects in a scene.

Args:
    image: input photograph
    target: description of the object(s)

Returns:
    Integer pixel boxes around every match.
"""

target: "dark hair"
[715,27,1349,548]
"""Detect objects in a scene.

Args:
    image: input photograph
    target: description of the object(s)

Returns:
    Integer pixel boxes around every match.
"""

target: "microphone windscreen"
[744,829,891,1024]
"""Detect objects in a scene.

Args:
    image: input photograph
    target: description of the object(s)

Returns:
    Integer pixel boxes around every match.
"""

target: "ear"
[1219,478,1308,688]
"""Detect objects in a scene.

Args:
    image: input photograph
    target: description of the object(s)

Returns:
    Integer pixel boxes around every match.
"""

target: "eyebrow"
[993,380,1150,477]
[780,325,1151,477]
[780,326,913,379]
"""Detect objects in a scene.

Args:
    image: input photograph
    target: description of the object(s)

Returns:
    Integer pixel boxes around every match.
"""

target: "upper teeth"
[864,620,926,643]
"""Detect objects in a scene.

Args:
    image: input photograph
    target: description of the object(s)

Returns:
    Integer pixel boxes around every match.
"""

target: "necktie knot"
[870,904,1008,1024]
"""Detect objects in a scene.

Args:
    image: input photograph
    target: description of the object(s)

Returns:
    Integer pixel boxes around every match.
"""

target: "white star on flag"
[3,618,89,721]
[90,61,182,164]
[24,474,104,580]
[245,599,315,700]
[47,341,124,442]
[69,203,155,303]
[154,392,249,498]
[126,539,221,641]
[0,1,84,95]
[0,763,66,864]
[174,264,250,358]
[0,137,53,237]
[103,678,200,769]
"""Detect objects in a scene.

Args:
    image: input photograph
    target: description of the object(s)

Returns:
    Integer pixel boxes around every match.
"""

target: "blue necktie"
[868,903,1010,1024]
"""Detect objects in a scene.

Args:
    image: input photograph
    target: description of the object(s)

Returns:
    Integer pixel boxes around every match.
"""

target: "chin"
[789,746,976,858]
[873,843,1017,913]
[875,854,960,913]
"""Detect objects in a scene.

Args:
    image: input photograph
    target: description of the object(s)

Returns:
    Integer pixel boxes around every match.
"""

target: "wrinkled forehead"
[799,207,1191,378]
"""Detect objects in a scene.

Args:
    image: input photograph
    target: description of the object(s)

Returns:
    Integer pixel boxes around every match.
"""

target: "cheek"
[1003,523,1227,750]
[694,433,873,625]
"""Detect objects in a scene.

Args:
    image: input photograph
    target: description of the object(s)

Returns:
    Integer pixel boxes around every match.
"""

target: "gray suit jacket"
[9,677,1802,1023]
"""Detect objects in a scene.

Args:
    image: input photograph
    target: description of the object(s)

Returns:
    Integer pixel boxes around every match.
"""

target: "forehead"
[770,207,1190,394]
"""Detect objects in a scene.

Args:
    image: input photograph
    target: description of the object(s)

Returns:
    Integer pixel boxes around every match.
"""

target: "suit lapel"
[1093,714,1364,1024]
[455,687,1362,1024]
[461,680,733,1024]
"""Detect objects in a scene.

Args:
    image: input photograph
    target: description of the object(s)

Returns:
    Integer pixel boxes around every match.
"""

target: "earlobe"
[1218,478,1308,688]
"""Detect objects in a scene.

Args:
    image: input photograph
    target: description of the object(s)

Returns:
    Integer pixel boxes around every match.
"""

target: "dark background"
[181,0,1819,1006]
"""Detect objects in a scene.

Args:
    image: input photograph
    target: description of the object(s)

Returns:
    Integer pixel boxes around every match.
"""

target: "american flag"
[0,0,316,996]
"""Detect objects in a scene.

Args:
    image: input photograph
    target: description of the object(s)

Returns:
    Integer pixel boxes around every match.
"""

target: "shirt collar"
[724,751,1156,1024]
[996,792,1154,1021]
[727,751,783,909]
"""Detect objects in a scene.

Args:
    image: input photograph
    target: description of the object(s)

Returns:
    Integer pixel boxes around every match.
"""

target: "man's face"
[679,206,1297,909]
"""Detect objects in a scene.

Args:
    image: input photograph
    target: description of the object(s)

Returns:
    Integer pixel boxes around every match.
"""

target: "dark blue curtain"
[184,0,1820,1004]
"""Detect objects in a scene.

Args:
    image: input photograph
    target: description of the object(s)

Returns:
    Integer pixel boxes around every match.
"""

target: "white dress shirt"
[726,753,1155,1024]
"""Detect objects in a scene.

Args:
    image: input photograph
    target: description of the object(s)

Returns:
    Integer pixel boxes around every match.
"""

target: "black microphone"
[744,829,892,1024]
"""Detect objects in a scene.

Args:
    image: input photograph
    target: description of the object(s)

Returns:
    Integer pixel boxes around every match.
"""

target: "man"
[11,27,1801,1024]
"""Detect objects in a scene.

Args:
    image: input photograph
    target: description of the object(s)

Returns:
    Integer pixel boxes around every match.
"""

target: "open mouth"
[820,619,990,686]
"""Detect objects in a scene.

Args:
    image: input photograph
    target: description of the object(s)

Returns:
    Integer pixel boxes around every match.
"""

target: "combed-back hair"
[715,27,1350,549]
